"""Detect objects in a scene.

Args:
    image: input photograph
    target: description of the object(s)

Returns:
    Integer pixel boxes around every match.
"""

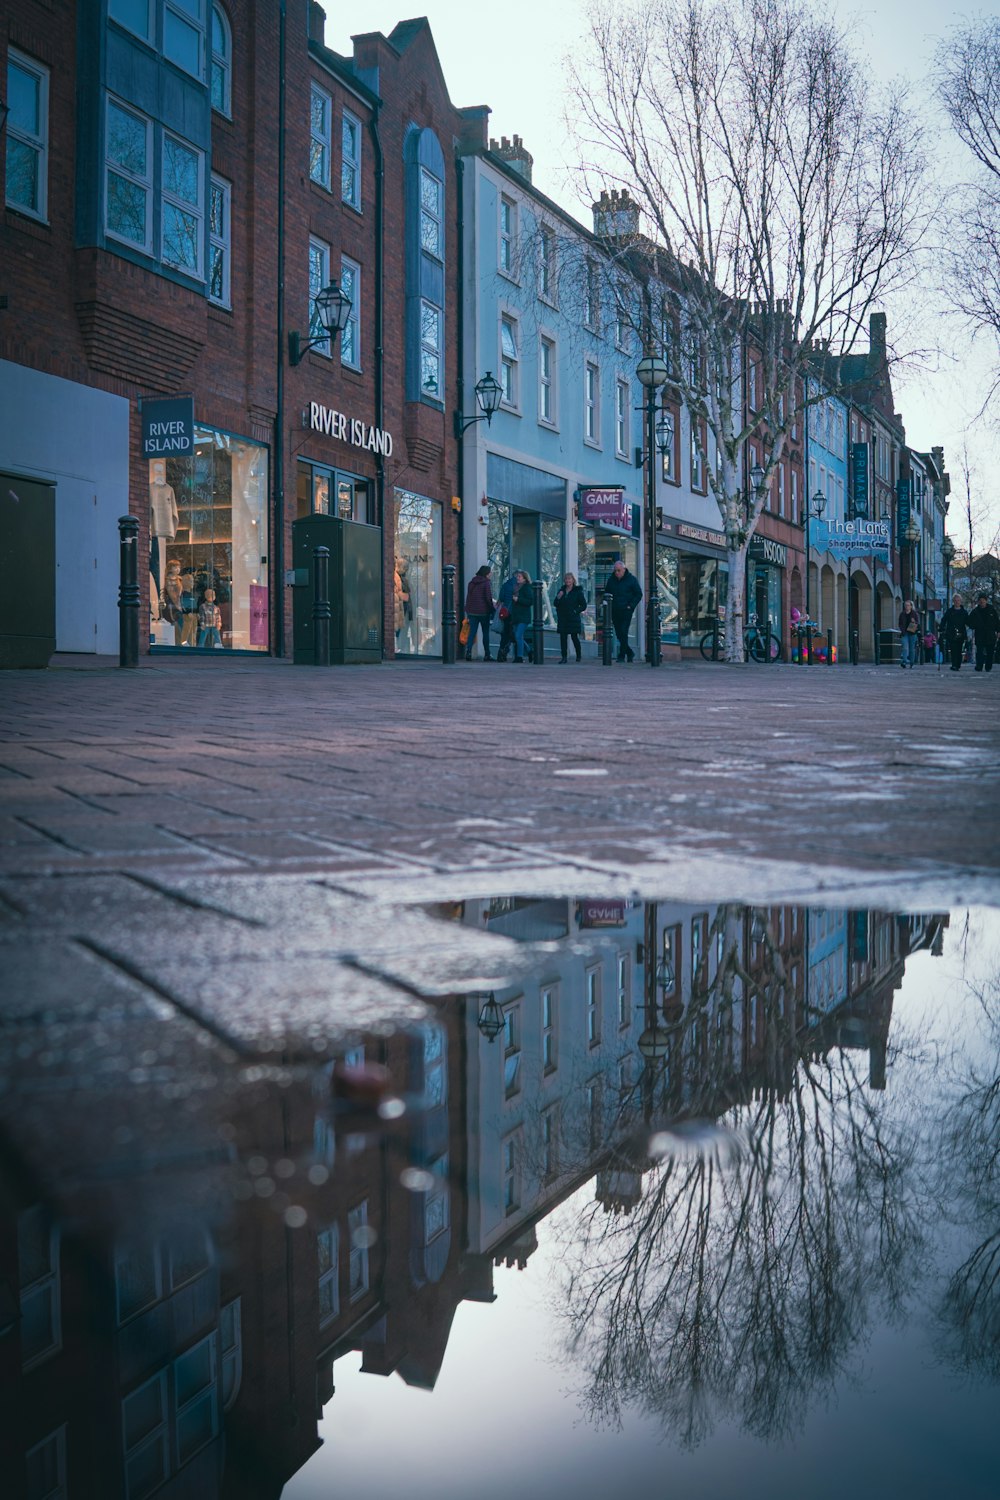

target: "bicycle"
[699,614,781,663]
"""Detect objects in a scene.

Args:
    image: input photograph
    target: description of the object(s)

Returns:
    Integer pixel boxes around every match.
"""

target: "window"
[106,98,153,252]
[18,1206,60,1370]
[692,914,708,986]
[309,84,331,189]
[421,299,443,398]
[502,1133,521,1214]
[162,132,204,276]
[308,237,332,355]
[123,1372,168,1500]
[115,1243,161,1324]
[539,336,556,424]
[217,1299,242,1411]
[340,255,360,368]
[661,401,677,481]
[539,224,556,301]
[208,174,231,306]
[615,380,629,458]
[164,0,207,80]
[423,1155,450,1242]
[348,1202,370,1301]
[5,51,49,220]
[791,467,799,525]
[585,259,600,328]
[500,316,519,407]
[541,985,557,1073]
[586,967,601,1045]
[586,1077,603,1152]
[342,109,361,208]
[662,925,680,1002]
[584,360,599,444]
[777,463,786,518]
[110,0,153,40]
[542,1107,560,1178]
[210,6,231,115]
[691,423,704,490]
[419,166,442,257]
[503,1002,521,1099]
[167,1227,210,1291]
[318,1223,339,1326]
[617,953,631,1027]
[25,1426,67,1500]
[499,194,517,275]
[174,1334,217,1465]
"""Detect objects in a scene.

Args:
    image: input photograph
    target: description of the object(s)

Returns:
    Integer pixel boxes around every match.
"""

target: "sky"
[326,1,1000,547]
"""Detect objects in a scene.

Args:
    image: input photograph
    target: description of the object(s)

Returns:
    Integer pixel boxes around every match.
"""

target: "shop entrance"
[488,502,563,627]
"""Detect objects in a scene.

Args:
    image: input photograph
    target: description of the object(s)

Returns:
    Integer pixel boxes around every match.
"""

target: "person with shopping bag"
[463,565,495,660]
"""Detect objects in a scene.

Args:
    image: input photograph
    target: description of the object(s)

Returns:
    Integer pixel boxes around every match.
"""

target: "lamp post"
[636,351,670,667]
[941,534,956,606]
[904,516,921,601]
[288,280,353,364]
[804,489,825,619]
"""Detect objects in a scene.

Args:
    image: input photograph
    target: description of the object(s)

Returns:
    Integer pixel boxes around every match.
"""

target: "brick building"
[0,1,480,662]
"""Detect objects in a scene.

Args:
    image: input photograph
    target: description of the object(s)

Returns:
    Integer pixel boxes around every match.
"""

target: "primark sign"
[810,517,891,562]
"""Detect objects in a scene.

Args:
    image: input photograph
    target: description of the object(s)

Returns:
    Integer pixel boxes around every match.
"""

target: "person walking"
[939,593,972,673]
[898,599,920,669]
[463,564,495,661]
[510,570,534,662]
[971,592,1000,672]
[553,573,587,662]
[495,573,517,661]
[604,559,642,662]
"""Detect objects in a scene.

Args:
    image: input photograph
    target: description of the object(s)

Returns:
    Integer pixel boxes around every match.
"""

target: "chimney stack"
[488,134,533,183]
[869,311,887,357]
[592,187,640,240]
[308,2,326,43]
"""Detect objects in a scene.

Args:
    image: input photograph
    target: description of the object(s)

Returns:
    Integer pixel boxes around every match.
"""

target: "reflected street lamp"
[477,992,504,1043]
[637,350,670,667]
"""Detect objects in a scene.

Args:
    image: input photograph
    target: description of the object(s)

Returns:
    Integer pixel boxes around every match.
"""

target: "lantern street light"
[288,281,353,365]
[454,371,503,437]
[636,350,670,667]
[804,488,826,626]
[904,516,921,601]
[941,534,956,603]
[477,992,505,1043]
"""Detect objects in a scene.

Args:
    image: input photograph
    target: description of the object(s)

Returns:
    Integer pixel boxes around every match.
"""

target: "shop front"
[486,454,566,630]
[655,519,728,651]
[576,486,640,653]
[145,399,269,654]
[747,533,787,638]
[393,488,443,657]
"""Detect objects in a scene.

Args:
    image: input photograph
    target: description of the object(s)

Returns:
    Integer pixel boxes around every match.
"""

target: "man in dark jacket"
[604,560,643,662]
[939,594,972,673]
[970,593,1000,672]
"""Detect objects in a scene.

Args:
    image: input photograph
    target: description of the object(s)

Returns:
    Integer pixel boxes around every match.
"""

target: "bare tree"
[568,0,930,659]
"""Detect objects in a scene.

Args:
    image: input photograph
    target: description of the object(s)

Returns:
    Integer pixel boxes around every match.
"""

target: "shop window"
[487,500,511,584]
[150,426,268,652]
[420,166,442,257]
[615,379,629,458]
[499,194,517,275]
[25,1426,66,1500]
[584,359,599,444]
[5,50,49,221]
[165,0,207,80]
[210,6,231,116]
[208,174,231,306]
[342,109,361,208]
[18,1206,61,1370]
[420,299,442,398]
[348,1202,370,1301]
[656,543,679,642]
[109,0,153,41]
[677,554,725,648]
[340,256,360,368]
[539,336,556,425]
[500,315,519,407]
[318,1223,339,1326]
[310,84,332,189]
[162,132,204,276]
[106,98,153,252]
[540,517,564,627]
[394,489,442,656]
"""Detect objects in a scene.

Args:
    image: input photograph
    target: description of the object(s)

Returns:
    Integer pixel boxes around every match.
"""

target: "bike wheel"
[748,630,766,662]
[700,629,722,662]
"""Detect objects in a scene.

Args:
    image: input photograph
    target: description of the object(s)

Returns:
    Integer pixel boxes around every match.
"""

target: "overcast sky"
[327,1,1000,545]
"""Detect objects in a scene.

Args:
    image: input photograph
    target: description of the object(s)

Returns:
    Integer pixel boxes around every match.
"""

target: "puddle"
[2,896,999,1499]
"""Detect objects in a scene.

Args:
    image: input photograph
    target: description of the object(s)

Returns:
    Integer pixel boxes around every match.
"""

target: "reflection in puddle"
[3,898,999,1499]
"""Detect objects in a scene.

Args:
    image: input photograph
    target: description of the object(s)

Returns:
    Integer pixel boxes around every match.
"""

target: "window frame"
[584,358,600,446]
[309,82,332,191]
[690,418,706,494]
[419,164,443,260]
[105,96,154,254]
[173,1332,218,1467]
[340,254,361,370]
[210,5,232,117]
[538,334,557,427]
[318,1222,340,1327]
[615,378,629,459]
[584,258,600,330]
[108,0,155,43]
[502,1131,522,1215]
[586,966,602,1046]
[160,129,205,279]
[500,313,520,411]
[541,983,558,1075]
[25,1425,67,1500]
[538,223,556,304]
[5,49,49,223]
[122,1370,169,1500]
[503,1000,522,1100]
[420,297,443,400]
[164,0,208,81]
[347,1202,370,1302]
[499,193,517,278]
[616,952,631,1027]
[341,107,361,209]
[308,236,332,356]
[208,172,231,307]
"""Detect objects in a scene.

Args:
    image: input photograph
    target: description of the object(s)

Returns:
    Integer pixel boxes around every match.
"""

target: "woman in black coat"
[553,572,588,662]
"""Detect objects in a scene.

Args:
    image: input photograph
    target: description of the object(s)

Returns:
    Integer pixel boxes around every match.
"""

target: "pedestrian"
[938,593,972,673]
[495,573,517,661]
[463,564,495,661]
[510,570,533,662]
[603,559,642,662]
[898,598,920,669]
[553,572,588,662]
[970,592,1000,673]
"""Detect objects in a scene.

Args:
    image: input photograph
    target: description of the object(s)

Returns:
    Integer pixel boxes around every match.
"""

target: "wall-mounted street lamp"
[750,461,765,495]
[288,281,353,365]
[477,991,505,1043]
[804,488,825,623]
[636,350,670,668]
[941,534,956,601]
[454,371,503,438]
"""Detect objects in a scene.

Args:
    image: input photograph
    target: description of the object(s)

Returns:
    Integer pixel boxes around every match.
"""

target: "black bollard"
[442,564,457,664]
[313,546,331,666]
[648,589,661,668]
[602,595,614,665]
[827,628,834,666]
[118,515,140,668]
[531,579,545,665]
[850,628,859,666]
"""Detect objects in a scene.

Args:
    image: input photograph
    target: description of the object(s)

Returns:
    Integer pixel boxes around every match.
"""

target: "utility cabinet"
[291,514,382,665]
[0,473,56,668]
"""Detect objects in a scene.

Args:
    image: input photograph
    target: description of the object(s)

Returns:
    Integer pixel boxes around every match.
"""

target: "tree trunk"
[724,545,748,662]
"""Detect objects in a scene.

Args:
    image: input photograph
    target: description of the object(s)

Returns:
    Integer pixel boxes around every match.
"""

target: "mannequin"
[149,572,160,640]
[179,571,198,646]
[149,460,179,592]
[161,559,183,644]
[197,588,223,649]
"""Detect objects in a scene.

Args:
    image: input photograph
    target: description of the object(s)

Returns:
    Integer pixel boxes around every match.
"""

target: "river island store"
[655,519,729,652]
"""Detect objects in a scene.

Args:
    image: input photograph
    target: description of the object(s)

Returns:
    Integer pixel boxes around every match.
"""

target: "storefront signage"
[308,401,393,457]
[896,474,911,532]
[748,535,787,568]
[141,396,194,457]
[851,442,869,517]
[809,518,890,561]
[677,522,726,549]
[578,486,629,529]
[577,899,628,929]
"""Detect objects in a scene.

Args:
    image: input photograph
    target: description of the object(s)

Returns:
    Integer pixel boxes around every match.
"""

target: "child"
[197,589,223,649]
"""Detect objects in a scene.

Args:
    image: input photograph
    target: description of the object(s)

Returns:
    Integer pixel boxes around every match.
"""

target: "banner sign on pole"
[851,442,869,517]
[896,475,911,533]
[809,517,891,561]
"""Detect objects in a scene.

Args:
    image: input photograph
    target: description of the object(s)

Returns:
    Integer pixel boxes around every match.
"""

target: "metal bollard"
[827,628,834,665]
[118,515,140,668]
[850,629,859,666]
[806,626,813,666]
[531,579,545,665]
[312,545,331,666]
[602,595,614,665]
[442,564,456,664]
[874,630,881,666]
